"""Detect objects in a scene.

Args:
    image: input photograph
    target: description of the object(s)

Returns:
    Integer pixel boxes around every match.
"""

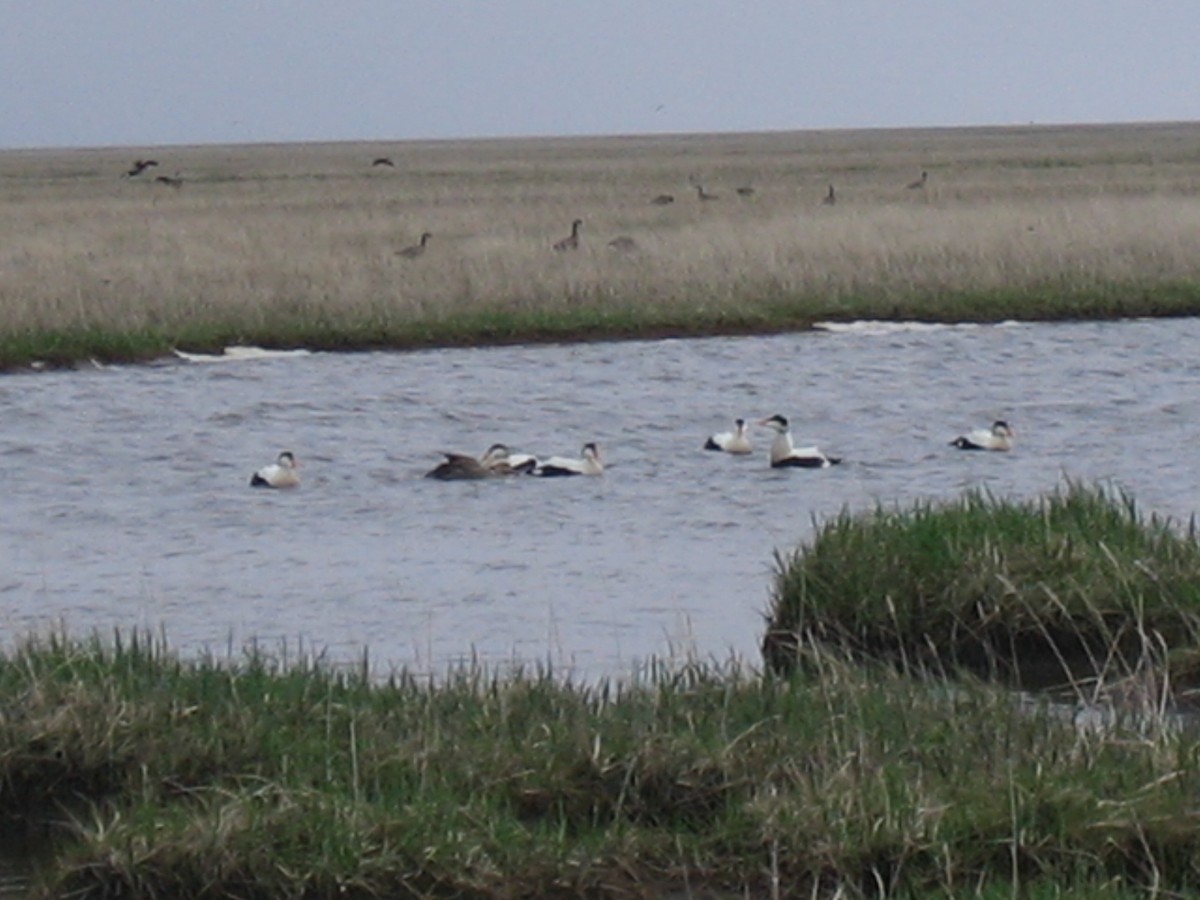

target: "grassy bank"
[0,628,1198,898]
[763,483,1200,697]
[4,123,1200,368]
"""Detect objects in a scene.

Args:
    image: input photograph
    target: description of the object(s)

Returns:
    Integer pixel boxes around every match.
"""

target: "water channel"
[2,318,1200,682]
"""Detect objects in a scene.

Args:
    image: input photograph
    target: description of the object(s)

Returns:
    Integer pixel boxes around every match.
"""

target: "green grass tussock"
[5,631,1200,896]
[763,482,1200,691]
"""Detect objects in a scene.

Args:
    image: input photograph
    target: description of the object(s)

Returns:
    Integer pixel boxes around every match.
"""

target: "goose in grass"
[126,159,158,177]
[371,157,395,167]
[649,193,675,206]
[553,219,583,252]
[759,415,841,468]
[906,170,929,190]
[534,442,604,477]
[395,232,432,259]
[607,235,639,253]
[822,184,837,205]
[703,418,753,455]
[951,420,1015,452]
[250,451,300,488]
[694,184,720,202]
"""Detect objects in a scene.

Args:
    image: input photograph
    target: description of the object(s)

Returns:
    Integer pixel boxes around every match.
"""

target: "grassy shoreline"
[4,122,1200,370]
[2,630,1198,899]
[5,486,1200,897]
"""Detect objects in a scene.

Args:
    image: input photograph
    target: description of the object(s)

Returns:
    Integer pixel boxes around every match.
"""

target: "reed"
[3,123,1200,368]
[3,627,1200,897]
[763,482,1200,694]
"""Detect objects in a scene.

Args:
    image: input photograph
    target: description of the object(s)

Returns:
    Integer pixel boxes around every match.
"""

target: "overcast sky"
[2,1,1198,150]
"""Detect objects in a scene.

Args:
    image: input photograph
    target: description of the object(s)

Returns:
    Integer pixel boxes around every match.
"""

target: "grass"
[763,482,1200,698]
[4,122,1200,369]
[2,631,1200,897]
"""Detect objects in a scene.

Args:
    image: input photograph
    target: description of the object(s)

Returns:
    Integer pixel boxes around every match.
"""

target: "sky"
[2,1,1199,150]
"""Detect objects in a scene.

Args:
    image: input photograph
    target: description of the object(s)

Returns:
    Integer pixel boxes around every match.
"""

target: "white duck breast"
[758,415,841,468]
[951,421,1015,451]
[703,418,752,454]
[250,451,300,488]
[535,442,604,477]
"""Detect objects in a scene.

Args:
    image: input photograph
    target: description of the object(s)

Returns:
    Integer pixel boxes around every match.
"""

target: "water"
[3,318,1200,680]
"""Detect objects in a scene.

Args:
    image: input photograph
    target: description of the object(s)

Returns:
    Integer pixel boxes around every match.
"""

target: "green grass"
[4,627,1200,898]
[763,482,1200,693]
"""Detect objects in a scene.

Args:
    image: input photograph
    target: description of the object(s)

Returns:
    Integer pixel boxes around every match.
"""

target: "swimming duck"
[951,420,1015,451]
[481,443,538,475]
[424,451,494,480]
[703,418,753,454]
[534,442,604,477]
[250,451,300,488]
[758,415,841,468]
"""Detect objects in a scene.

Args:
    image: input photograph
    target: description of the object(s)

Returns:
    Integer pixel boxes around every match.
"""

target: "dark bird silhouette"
[735,186,755,197]
[372,157,395,168]
[649,194,675,206]
[907,170,929,190]
[126,159,158,177]
[395,232,432,259]
[154,173,183,188]
[822,184,837,205]
[695,184,720,202]
[553,219,583,251]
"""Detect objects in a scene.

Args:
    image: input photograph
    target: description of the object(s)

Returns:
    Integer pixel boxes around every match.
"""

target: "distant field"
[2,122,1200,367]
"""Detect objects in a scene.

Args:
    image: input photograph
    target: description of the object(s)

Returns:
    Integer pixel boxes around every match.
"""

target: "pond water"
[3,318,1200,680]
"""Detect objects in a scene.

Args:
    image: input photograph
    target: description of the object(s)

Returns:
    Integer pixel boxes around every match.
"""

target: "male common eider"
[534,442,603,477]
[951,421,1015,451]
[758,415,841,468]
[250,451,300,488]
[703,418,753,454]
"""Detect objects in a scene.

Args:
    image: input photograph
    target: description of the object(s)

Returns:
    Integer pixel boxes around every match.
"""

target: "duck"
[396,232,432,259]
[250,451,300,488]
[553,219,583,252]
[703,418,753,454]
[425,450,494,481]
[481,443,538,475]
[534,442,604,477]
[758,415,841,468]
[951,420,1015,451]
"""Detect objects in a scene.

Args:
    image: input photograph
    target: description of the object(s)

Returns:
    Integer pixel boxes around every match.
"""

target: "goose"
[951,420,1015,452]
[396,232,432,259]
[371,157,395,167]
[735,186,755,197]
[695,184,720,202]
[822,184,836,206]
[553,219,583,251]
[906,170,929,190]
[703,418,753,454]
[154,173,183,188]
[126,159,158,177]
[758,415,841,468]
[649,194,675,206]
[250,451,300,488]
[607,235,639,253]
[534,442,603,477]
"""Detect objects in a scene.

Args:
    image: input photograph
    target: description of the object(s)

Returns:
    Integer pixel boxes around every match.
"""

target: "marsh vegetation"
[3,122,1200,368]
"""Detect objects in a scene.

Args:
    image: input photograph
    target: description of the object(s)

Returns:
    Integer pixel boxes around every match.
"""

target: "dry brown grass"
[2,123,1200,362]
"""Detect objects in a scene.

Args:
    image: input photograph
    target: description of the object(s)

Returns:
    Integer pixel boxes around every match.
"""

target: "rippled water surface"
[4,318,1200,679]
